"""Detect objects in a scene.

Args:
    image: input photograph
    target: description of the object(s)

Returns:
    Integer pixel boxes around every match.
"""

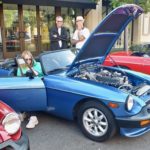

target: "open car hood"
[67,4,143,73]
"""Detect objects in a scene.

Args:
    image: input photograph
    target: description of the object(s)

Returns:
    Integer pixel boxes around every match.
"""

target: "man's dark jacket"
[50,26,70,50]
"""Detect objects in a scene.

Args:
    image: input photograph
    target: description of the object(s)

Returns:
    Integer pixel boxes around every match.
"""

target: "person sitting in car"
[17,50,43,77]
[17,50,43,129]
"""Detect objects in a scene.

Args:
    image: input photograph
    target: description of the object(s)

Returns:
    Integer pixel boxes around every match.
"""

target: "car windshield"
[40,49,76,74]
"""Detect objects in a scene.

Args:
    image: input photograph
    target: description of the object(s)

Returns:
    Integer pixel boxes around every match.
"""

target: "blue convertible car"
[1,4,150,142]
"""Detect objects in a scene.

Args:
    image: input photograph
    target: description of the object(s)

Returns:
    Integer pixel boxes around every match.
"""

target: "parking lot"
[23,112,150,150]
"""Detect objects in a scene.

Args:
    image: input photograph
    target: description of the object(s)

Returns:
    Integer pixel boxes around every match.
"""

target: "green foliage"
[138,0,150,12]
[23,10,36,28]
[130,44,149,52]
[4,10,18,28]
[110,0,150,12]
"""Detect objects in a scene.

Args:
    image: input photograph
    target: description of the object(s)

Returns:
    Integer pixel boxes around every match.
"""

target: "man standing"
[71,16,90,49]
[50,16,69,50]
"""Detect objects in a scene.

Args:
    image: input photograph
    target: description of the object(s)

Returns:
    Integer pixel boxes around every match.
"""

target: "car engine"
[75,68,130,87]
[71,64,150,97]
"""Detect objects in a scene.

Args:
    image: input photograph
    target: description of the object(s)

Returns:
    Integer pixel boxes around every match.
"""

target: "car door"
[0,76,47,112]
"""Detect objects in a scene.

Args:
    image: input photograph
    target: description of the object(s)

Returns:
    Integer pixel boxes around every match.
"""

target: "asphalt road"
[22,112,150,150]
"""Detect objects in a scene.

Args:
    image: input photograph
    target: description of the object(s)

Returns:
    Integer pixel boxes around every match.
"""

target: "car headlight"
[2,112,21,135]
[125,95,134,111]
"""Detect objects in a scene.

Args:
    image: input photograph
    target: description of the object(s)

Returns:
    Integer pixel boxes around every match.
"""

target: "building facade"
[133,12,150,45]
[0,0,149,59]
[0,0,96,59]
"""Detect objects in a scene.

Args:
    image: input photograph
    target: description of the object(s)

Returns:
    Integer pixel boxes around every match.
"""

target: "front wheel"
[77,101,117,142]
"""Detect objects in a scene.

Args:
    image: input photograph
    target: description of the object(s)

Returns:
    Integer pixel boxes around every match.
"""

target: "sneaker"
[26,116,39,129]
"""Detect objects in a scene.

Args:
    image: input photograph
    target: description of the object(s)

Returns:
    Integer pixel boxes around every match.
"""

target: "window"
[40,6,55,51]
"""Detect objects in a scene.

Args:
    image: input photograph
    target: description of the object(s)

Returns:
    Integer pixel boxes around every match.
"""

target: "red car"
[0,101,29,150]
[104,50,150,75]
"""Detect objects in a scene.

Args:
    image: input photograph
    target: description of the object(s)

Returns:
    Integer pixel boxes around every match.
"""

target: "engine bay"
[71,64,150,97]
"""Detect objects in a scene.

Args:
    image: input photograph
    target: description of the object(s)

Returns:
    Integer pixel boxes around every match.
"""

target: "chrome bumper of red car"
[0,131,29,150]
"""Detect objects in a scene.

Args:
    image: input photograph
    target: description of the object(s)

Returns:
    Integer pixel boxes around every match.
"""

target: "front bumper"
[0,131,29,150]
[116,104,150,137]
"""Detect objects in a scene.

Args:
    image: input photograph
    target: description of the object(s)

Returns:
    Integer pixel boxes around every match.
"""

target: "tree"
[110,0,150,12]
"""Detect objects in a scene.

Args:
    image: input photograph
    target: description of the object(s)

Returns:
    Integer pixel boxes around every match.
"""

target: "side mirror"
[26,70,34,79]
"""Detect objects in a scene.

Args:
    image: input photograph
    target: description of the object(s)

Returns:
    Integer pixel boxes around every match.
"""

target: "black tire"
[77,101,117,142]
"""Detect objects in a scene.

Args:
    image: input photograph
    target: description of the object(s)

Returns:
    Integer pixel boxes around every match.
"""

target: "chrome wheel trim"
[83,108,108,137]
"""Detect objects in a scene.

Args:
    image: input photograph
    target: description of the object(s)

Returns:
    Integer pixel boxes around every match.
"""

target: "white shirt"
[72,27,90,49]
[58,28,62,48]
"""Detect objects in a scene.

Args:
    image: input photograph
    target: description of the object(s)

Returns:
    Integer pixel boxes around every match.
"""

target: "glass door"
[23,5,37,53]
[39,6,55,51]
[2,4,41,58]
[3,4,21,58]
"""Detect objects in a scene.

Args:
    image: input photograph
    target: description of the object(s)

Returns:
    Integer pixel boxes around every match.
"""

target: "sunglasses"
[57,20,63,22]
[25,58,32,61]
